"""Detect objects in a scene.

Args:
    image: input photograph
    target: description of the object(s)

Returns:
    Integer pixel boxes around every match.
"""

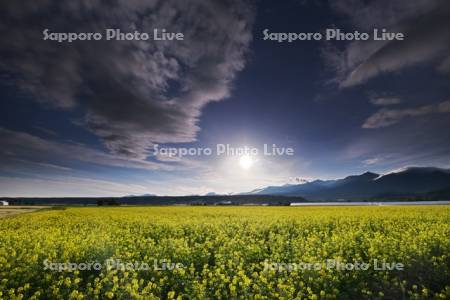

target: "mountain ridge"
[244,167,450,200]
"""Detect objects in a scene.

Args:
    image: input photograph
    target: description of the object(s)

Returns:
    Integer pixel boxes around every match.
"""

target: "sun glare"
[239,155,254,170]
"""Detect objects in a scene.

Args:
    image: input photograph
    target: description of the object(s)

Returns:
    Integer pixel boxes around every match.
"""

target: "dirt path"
[0,206,49,218]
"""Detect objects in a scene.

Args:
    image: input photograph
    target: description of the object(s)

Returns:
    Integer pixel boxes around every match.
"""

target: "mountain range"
[245,167,450,200]
[6,167,450,205]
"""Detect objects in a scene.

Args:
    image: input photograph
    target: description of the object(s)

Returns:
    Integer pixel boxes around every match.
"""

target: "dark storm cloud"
[0,0,254,159]
[323,0,450,87]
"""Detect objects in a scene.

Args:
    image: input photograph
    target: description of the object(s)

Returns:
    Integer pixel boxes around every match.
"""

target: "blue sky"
[1,0,450,196]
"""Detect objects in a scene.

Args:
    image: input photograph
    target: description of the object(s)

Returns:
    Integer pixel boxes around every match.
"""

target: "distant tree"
[97,199,120,206]
[107,199,120,206]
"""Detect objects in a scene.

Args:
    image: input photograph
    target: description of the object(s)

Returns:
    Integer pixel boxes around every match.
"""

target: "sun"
[239,155,254,170]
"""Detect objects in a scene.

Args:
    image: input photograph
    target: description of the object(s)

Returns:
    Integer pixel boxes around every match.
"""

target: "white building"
[0,200,9,206]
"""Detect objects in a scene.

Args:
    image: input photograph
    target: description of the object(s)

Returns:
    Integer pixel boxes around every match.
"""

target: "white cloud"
[363,157,382,165]
[370,97,402,106]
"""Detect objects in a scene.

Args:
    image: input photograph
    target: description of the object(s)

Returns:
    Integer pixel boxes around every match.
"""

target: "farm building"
[0,200,9,206]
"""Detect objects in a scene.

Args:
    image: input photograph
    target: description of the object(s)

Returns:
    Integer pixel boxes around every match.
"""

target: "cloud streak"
[363,100,450,128]
[0,175,153,197]
[323,0,450,87]
[370,97,402,106]
[0,127,171,170]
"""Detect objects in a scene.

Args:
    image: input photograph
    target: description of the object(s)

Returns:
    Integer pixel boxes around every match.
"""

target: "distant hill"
[247,167,450,201]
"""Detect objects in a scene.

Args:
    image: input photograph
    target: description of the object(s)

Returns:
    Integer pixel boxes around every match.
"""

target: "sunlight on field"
[0,206,449,299]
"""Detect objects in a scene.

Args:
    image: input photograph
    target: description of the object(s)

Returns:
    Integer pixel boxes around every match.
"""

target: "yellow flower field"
[0,206,449,299]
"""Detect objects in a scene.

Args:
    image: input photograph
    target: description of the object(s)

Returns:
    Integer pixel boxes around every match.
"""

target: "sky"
[0,0,450,197]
